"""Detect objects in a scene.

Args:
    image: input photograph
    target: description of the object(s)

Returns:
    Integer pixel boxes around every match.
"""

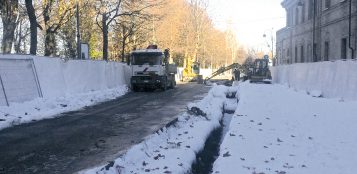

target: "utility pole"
[348,0,355,59]
[271,30,274,61]
[312,0,316,62]
[76,1,81,59]
[263,28,274,61]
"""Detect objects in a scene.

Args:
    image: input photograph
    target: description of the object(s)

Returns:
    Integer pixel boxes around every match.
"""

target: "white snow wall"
[0,55,131,105]
[271,60,357,100]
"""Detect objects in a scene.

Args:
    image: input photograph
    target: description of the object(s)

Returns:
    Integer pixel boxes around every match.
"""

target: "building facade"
[276,0,357,65]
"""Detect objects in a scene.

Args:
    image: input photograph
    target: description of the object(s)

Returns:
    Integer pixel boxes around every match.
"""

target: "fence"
[0,57,42,106]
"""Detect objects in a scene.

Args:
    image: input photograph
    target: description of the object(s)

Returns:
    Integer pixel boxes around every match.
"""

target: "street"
[0,83,210,174]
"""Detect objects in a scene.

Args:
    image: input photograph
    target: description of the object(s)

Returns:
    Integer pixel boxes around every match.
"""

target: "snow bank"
[271,60,357,100]
[81,85,234,174]
[213,82,357,174]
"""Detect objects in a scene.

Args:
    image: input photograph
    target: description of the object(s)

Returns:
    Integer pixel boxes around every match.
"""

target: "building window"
[313,43,317,62]
[325,0,331,9]
[295,8,299,25]
[287,48,290,57]
[324,41,329,61]
[341,38,347,59]
[289,10,293,26]
[302,3,306,22]
[295,46,298,63]
[308,0,313,20]
[307,44,312,62]
[301,45,305,62]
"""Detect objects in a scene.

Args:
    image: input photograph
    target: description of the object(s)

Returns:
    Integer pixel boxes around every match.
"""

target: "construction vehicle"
[204,59,272,84]
[205,63,246,81]
[130,45,177,91]
[249,58,272,83]
[182,58,201,82]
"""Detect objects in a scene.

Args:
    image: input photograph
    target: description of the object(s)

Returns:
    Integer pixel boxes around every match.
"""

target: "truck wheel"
[162,80,167,91]
[132,85,139,92]
[171,81,176,88]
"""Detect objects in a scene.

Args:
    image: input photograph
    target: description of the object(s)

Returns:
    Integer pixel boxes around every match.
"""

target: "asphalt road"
[0,83,210,174]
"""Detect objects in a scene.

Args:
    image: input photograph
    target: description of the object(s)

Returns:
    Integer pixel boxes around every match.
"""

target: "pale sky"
[207,0,286,51]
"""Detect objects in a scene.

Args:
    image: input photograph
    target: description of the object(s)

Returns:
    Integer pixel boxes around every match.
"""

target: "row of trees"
[0,0,255,68]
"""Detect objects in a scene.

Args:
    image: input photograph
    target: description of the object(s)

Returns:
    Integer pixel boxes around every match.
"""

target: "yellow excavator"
[182,58,201,82]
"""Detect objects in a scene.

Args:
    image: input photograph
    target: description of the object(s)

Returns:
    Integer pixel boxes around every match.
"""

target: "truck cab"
[130,45,177,91]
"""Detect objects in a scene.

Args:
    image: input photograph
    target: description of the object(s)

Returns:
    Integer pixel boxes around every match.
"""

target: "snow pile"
[81,85,233,174]
[0,86,128,130]
[213,82,357,174]
[271,60,357,100]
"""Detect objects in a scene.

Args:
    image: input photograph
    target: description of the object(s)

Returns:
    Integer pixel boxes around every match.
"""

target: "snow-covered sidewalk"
[0,86,128,130]
[213,82,357,174]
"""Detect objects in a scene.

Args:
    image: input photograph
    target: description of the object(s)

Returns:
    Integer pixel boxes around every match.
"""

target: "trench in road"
[191,89,237,174]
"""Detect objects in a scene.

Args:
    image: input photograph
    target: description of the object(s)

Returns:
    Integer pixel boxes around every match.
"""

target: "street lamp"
[76,0,81,59]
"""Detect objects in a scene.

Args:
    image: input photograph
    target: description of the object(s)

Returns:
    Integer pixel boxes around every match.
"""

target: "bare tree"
[38,0,74,56]
[189,0,208,62]
[95,0,124,61]
[1,0,19,53]
[96,0,160,61]
[59,16,76,58]
[14,4,30,54]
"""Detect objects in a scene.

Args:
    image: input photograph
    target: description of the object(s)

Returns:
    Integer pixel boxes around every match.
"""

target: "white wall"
[32,56,130,98]
[271,60,357,100]
[0,55,131,105]
[0,58,41,104]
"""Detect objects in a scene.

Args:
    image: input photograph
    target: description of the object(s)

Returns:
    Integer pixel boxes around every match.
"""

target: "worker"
[233,68,240,81]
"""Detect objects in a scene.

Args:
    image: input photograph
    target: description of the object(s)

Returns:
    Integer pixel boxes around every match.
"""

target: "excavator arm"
[205,63,247,81]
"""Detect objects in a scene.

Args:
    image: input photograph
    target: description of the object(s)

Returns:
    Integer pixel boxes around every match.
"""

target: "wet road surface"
[0,83,210,174]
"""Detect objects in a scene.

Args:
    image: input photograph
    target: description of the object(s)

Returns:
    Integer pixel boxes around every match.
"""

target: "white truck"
[130,45,177,92]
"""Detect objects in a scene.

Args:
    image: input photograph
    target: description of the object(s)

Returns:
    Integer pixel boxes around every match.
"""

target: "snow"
[0,86,128,130]
[309,90,323,98]
[213,82,357,174]
[80,84,236,174]
[271,60,357,100]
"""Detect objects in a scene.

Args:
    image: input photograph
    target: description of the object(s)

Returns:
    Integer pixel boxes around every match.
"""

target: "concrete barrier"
[271,60,357,100]
[0,55,130,106]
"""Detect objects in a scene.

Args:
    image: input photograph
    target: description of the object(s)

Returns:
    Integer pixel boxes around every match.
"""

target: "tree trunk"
[44,30,57,56]
[121,37,126,62]
[14,22,22,53]
[1,20,16,53]
[121,25,127,62]
[25,0,37,55]
[1,0,18,54]
[102,14,108,61]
